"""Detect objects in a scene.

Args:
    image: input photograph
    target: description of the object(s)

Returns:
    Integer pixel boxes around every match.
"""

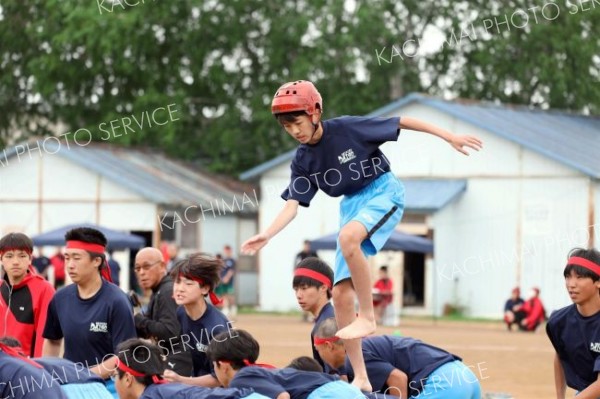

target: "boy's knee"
[332,282,353,305]
[338,229,361,256]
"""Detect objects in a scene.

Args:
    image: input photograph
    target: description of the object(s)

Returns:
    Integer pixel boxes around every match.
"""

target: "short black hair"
[287,356,323,372]
[293,257,334,299]
[0,233,33,255]
[64,227,108,274]
[275,111,309,125]
[170,252,223,291]
[379,266,389,272]
[207,329,259,371]
[116,339,166,387]
[564,247,600,281]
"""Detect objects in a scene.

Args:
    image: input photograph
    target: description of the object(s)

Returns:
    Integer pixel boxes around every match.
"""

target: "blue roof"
[240,93,600,179]
[403,179,467,213]
[1,140,257,211]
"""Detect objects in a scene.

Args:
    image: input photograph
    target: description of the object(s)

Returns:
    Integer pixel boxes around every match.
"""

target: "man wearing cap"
[42,227,136,398]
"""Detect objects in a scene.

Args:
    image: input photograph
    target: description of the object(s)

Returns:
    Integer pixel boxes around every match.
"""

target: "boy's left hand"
[448,135,483,155]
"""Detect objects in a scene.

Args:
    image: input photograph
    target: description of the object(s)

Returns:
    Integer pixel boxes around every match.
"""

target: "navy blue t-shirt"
[343,335,459,396]
[311,302,335,373]
[34,357,104,385]
[230,367,339,398]
[177,304,230,377]
[0,351,68,399]
[140,383,260,399]
[282,116,401,207]
[547,304,600,391]
[43,279,137,366]
[221,258,236,286]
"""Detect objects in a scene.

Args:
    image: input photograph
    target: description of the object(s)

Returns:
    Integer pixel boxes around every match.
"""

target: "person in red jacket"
[373,266,393,325]
[0,232,55,357]
[520,287,546,331]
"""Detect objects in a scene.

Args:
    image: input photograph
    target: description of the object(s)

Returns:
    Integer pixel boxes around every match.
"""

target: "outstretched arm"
[242,200,299,255]
[553,353,566,399]
[400,116,482,155]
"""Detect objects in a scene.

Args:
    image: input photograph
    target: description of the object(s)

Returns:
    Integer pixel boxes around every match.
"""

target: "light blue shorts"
[243,393,271,399]
[104,379,119,399]
[61,382,114,399]
[334,172,405,284]
[410,360,482,399]
[307,380,364,399]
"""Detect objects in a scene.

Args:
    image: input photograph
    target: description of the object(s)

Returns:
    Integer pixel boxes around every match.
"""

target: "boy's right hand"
[241,233,270,255]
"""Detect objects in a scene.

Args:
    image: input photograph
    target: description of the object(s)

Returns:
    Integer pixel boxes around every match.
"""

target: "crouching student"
[207,329,364,399]
[314,318,481,399]
[114,338,266,399]
[0,336,113,399]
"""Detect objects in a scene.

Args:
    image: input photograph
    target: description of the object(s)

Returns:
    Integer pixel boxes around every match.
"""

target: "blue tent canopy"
[310,230,433,253]
[31,223,145,250]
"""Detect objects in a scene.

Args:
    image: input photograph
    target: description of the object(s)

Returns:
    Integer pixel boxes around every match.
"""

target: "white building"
[0,141,258,303]
[241,93,600,318]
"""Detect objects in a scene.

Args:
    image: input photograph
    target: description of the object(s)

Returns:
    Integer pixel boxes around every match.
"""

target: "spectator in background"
[49,247,66,288]
[166,243,182,272]
[32,247,51,275]
[295,240,319,265]
[520,287,546,332]
[133,247,193,376]
[372,266,393,325]
[107,249,121,287]
[216,245,237,318]
[503,287,525,331]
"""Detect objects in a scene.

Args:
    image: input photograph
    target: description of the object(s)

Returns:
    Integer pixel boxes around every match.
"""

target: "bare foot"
[351,376,372,393]
[336,317,376,339]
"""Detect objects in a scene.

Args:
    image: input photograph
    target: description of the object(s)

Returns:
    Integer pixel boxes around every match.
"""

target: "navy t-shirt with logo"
[343,335,459,396]
[43,279,136,367]
[282,116,401,207]
[230,367,340,399]
[547,304,600,391]
[177,304,230,377]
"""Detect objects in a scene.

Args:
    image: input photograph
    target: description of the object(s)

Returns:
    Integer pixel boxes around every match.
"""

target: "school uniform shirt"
[177,303,230,377]
[547,304,600,392]
[135,275,193,376]
[343,335,460,396]
[0,268,55,357]
[43,279,136,367]
[229,367,340,399]
[282,116,401,207]
[34,357,105,385]
[221,257,236,287]
[0,351,68,399]
[141,384,263,399]
[311,302,335,373]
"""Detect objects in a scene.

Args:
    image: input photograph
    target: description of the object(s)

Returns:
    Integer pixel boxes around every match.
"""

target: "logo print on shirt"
[89,322,108,333]
[19,306,25,311]
[338,149,356,164]
[196,342,208,352]
[591,342,600,353]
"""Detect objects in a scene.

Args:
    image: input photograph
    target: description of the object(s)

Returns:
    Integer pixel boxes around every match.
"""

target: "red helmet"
[271,80,322,116]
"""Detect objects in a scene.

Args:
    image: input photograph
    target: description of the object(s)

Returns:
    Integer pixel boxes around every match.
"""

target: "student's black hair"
[564,247,600,282]
[0,336,22,348]
[170,252,222,290]
[207,329,259,371]
[292,257,334,299]
[286,356,323,372]
[64,227,107,269]
[275,110,311,125]
[116,339,166,387]
[379,265,389,273]
[0,233,33,255]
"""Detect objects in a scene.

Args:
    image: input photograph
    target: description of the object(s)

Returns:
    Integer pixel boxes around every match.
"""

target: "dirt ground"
[233,314,565,399]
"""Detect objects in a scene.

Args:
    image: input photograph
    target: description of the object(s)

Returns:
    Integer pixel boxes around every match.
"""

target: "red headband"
[567,257,600,276]
[66,240,113,283]
[116,358,167,384]
[179,274,223,306]
[313,336,341,345]
[294,268,332,289]
[0,343,43,368]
